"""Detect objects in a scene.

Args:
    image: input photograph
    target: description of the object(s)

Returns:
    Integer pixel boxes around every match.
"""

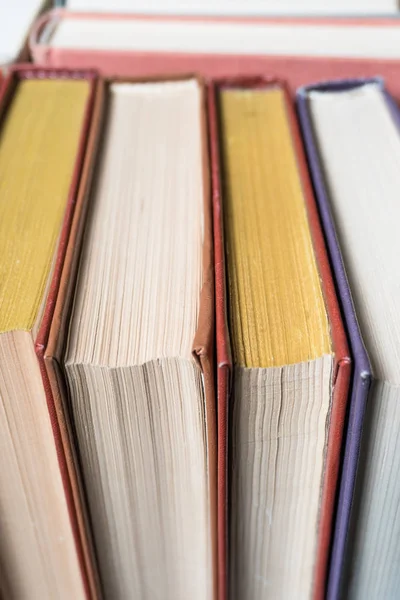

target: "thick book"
[45,75,217,600]
[297,78,400,600]
[208,77,351,600]
[29,10,400,77]
[0,66,99,600]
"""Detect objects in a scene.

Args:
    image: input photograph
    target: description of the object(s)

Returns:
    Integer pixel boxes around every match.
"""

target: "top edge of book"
[296,77,373,381]
[109,79,200,94]
[0,74,94,338]
[298,76,400,382]
[218,83,334,367]
[298,76,383,98]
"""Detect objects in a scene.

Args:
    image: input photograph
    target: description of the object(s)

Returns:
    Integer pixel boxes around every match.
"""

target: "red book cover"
[208,77,351,600]
[0,65,102,600]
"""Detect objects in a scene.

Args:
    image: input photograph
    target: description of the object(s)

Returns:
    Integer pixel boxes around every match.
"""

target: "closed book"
[45,75,217,600]
[297,77,400,600]
[29,10,400,78]
[208,77,350,600]
[0,65,99,600]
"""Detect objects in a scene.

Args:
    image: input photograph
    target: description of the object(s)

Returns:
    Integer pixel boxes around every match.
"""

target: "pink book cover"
[29,10,400,97]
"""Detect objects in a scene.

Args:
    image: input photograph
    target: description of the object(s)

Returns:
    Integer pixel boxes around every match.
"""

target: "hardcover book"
[0,66,99,600]
[298,77,400,600]
[208,77,351,600]
[45,75,217,600]
[29,11,400,78]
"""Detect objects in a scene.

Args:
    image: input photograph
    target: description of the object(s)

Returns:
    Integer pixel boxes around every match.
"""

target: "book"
[208,77,350,600]
[0,66,99,600]
[297,78,373,600]
[54,0,400,15]
[297,78,400,600]
[30,10,400,76]
[45,76,217,600]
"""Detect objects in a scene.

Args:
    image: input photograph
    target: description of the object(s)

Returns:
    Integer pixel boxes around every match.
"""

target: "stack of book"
[0,8,400,600]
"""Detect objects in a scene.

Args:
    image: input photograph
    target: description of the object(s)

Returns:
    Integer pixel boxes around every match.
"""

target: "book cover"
[0,65,100,599]
[29,9,400,84]
[208,76,351,600]
[45,74,217,600]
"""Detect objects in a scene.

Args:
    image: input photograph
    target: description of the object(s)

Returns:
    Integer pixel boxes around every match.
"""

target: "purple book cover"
[296,79,378,600]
